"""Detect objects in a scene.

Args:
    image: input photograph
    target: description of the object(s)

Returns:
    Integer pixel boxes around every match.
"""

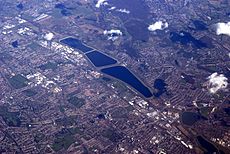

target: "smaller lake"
[101,66,152,98]
[197,136,219,154]
[86,51,117,67]
[12,41,18,48]
[181,112,201,126]
[153,79,167,98]
[60,37,93,53]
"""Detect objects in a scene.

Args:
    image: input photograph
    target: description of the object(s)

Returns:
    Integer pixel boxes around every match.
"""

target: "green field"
[52,127,83,152]
[8,74,29,89]
[0,106,21,127]
[67,96,85,108]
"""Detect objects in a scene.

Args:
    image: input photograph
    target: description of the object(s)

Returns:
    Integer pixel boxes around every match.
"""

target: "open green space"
[67,96,85,108]
[8,74,29,89]
[0,106,21,127]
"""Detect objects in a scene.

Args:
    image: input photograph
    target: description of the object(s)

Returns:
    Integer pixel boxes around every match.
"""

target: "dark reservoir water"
[197,136,219,154]
[60,37,93,53]
[101,66,152,98]
[86,51,117,67]
[181,112,200,126]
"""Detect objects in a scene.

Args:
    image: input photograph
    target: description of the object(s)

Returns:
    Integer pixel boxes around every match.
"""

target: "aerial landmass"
[0,0,229,153]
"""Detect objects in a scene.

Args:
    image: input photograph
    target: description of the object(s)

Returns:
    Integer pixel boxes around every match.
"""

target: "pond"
[12,40,18,48]
[153,79,167,98]
[181,112,201,126]
[16,3,23,10]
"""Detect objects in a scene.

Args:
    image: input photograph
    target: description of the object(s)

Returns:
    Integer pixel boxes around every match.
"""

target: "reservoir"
[86,51,117,67]
[60,37,93,53]
[101,66,152,98]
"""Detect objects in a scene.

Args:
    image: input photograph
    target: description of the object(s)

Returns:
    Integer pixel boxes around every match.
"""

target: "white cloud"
[207,72,228,94]
[116,9,130,14]
[109,6,116,10]
[215,22,230,36]
[44,32,54,41]
[95,0,108,8]
[104,29,122,41]
[148,21,168,31]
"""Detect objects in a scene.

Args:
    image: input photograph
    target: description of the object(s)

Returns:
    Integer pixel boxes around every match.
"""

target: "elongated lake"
[86,51,117,67]
[60,37,93,53]
[101,66,152,98]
